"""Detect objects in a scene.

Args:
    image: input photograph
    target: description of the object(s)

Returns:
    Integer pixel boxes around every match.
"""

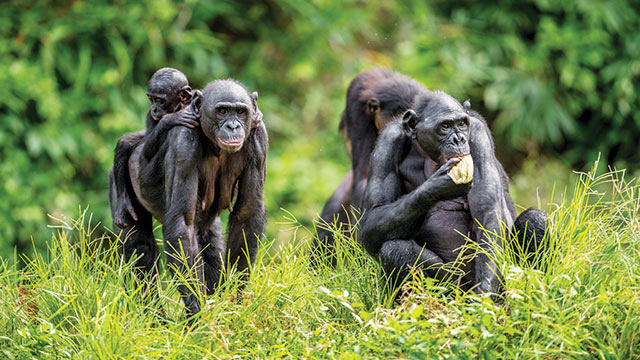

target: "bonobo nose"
[225,122,241,131]
[452,133,466,145]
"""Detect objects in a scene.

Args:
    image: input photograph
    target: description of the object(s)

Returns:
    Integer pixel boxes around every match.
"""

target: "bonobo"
[315,69,427,262]
[115,79,267,316]
[110,67,198,229]
[358,91,548,295]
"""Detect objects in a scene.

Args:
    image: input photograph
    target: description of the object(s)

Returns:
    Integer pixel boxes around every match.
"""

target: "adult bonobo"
[315,69,427,263]
[122,79,268,315]
[359,90,548,295]
[110,68,198,229]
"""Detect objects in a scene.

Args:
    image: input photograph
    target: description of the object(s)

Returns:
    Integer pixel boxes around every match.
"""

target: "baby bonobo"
[110,68,199,228]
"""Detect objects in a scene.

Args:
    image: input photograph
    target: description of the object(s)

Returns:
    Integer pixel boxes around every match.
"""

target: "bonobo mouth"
[217,137,244,152]
[443,153,470,163]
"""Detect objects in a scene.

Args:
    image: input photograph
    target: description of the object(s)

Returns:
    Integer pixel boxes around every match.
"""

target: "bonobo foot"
[113,194,138,228]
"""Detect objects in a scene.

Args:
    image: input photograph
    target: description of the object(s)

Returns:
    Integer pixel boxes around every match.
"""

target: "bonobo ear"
[402,109,418,137]
[367,98,380,115]
[250,91,263,128]
[180,85,193,104]
[190,90,203,118]
[463,100,471,114]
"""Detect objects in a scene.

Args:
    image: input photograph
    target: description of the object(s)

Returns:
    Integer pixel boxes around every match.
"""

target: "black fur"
[512,208,549,269]
[315,68,427,264]
[110,79,268,316]
[110,68,196,229]
[358,90,548,295]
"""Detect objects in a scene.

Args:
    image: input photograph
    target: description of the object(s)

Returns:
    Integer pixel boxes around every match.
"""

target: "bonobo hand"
[422,157,472,201]
[114,193,138,228]
[473,273,501,301]
[163,110,200,129]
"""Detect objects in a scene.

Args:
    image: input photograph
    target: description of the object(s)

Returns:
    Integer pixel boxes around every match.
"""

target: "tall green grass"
[1,166,639,359]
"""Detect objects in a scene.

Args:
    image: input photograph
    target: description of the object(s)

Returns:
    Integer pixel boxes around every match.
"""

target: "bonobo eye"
[157,98,165,105]
[457,119,468,129]
[237,108,245,115]
[218,108,227,115]
[147,96,153,104]
[441,122,450,130]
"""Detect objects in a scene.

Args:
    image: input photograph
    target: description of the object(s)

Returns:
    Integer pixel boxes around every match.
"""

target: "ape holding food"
[315,69,427,262]
[110,67,199,229]
[110,79,267,316]
[358,90,548,295]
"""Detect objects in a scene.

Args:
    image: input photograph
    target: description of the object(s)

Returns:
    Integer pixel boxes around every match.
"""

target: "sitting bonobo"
[119,79,267,316]
[315,68,427,264]
[359,91,547,294]
[110,67,199,229]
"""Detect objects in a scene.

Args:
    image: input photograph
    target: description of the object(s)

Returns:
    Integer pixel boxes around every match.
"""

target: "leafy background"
[1,0,638,259]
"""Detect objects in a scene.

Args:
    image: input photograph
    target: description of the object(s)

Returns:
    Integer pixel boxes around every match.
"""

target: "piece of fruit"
[448,154,473,184]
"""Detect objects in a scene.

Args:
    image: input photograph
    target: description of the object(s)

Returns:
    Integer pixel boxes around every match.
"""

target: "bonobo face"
[147,68,190,121]
[403,91,471,164]
[200,80,254,153]
[147,86,182,121]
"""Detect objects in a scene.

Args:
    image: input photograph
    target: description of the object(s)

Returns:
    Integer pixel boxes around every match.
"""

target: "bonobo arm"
[467,116,515,295]
[226,125,268,274]
[161,127,204,315]
[358,122,468,255]
[114,131,145,199]
[142,109,200,161]
[350,128,376,208]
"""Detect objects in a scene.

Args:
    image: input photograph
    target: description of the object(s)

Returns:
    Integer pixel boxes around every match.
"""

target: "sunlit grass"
[1,165,639,358]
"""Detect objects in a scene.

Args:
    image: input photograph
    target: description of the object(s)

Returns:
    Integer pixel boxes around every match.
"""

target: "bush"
[1,0,638,259]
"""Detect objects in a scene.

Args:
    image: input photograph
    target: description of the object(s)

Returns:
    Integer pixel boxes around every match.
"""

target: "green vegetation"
[2,2,639,357]
[2,0,639,257]
[1,167,639,358]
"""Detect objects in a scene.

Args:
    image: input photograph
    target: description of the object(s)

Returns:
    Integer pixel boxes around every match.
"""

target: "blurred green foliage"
[0,0,638,258]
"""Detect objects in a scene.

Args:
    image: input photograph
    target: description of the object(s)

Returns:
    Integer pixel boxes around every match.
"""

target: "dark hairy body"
[111,79,267,315]
[110,68,198,229]
[359,90,548,294]
[315,68,427,261]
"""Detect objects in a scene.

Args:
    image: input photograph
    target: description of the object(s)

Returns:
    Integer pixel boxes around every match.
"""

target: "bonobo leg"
[378,240,447,289]
[109,168,158,288]
[163,227,204,316]
[314,170,354,266]
[199,218,226,294]
[226,200,266,283]
[160,128,208,317]
[226,225,259,280]
[512,208,549,269]
[112,132,144,228]
[225,153,267,282]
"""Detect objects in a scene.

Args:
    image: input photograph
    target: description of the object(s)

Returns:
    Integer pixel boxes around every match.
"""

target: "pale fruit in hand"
[448,155,473,184]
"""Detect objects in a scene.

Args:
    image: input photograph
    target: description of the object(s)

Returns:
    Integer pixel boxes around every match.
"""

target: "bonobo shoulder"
[469,115,489,133]
[170,124,200,142]
[468,115,495,155]
[167,125,201,161]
